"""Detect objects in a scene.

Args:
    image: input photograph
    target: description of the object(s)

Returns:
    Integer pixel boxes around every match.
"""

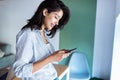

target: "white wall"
[0,0,59,53]
[110,0,120,80]
[92,0,116,80]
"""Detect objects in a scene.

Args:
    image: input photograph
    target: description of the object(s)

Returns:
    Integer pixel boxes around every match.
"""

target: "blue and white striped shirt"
[13,28,57,80]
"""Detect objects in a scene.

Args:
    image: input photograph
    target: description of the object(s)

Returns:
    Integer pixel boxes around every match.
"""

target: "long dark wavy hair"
[22,0,70,38]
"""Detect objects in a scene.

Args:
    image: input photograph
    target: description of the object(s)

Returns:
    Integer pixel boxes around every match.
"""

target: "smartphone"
[65,48,77,53]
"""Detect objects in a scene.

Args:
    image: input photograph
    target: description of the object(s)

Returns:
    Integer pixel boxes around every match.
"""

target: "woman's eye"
[55,16,58,20]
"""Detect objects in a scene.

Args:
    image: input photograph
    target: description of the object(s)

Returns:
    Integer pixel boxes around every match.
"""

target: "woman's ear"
[43,9,48,16]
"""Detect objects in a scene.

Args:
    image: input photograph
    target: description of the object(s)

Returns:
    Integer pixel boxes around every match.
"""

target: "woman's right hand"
[49,49,69,62]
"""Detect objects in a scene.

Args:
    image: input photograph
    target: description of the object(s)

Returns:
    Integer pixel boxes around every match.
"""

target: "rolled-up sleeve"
[13,30,34,78]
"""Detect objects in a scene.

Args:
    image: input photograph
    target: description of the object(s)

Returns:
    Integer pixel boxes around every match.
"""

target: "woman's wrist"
[47,55,54,63]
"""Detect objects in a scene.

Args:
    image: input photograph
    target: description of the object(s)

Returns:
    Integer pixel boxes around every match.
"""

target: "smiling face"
[42,9,63,30]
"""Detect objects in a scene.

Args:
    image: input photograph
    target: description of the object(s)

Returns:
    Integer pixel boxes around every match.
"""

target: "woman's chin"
[46,26,54,30]
[48,27,53,30]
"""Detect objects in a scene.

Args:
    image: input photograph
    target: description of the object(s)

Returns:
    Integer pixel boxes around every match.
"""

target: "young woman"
[7,0,70,80]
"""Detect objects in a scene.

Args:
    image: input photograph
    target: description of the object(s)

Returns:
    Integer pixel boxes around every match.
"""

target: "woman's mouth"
[51,23,55,28]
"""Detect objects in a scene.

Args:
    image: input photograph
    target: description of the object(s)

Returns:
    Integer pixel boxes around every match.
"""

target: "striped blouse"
[13,28,57,80]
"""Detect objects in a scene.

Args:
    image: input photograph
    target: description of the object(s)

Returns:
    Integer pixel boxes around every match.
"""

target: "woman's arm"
[13,30,34,78]
[32,50,67,73]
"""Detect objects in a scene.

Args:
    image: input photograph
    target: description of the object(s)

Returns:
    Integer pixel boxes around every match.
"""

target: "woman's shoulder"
[17,28,31,37]
[16,27,39,39]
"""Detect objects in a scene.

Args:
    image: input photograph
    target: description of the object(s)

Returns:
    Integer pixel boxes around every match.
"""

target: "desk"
[11,64,69,80]
[53,64,69,80]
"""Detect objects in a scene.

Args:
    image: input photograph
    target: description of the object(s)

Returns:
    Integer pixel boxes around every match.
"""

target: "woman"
[7,0,70,80]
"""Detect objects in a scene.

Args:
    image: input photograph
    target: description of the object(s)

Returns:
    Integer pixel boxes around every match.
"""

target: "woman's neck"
[40,25,49,44]
[41,24,45,31]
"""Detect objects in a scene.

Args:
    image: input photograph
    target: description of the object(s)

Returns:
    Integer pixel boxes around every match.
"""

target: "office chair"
[68,51,90,80]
